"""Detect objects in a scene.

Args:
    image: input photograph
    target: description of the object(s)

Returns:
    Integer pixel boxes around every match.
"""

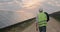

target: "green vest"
[38,12,47,27]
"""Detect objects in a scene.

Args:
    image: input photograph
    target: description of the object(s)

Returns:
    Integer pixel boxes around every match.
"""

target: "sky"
[0,0,60,14]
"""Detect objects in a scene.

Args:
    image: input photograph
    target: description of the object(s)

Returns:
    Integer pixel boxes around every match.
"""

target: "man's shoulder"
[44,12,47,13]
[44,12,48,15]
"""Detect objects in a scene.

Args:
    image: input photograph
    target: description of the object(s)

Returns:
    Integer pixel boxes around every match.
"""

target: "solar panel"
[0,11,35,29]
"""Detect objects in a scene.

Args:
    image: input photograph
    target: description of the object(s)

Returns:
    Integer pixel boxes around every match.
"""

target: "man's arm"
[44,12,49,22]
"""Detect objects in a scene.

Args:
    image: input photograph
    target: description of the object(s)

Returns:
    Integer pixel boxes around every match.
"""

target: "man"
[37,9,49,32]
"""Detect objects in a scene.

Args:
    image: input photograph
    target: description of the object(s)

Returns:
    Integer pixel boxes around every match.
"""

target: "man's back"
[38,12,47,27]
[38,12,47,21]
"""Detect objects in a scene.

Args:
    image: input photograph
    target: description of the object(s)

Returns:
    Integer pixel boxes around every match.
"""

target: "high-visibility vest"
[38,12,47,27]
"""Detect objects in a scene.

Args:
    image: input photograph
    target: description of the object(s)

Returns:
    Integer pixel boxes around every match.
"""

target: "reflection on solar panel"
[0,10,35,29]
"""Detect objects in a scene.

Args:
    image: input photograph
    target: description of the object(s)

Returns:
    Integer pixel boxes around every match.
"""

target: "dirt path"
[47,17,60,32]
[0,17,60,32]
[22,22,37,32]
[22,17,60,32]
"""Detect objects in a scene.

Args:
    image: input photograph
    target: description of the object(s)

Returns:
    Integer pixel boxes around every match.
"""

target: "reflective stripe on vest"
[38,12,47,27]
